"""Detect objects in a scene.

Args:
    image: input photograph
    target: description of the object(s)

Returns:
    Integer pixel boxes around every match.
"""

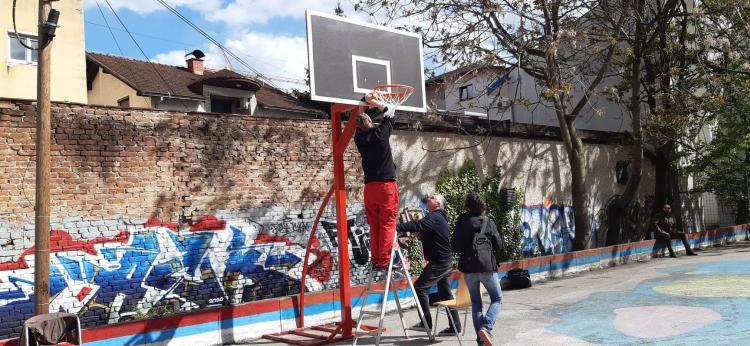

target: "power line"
[86,20,196,48]
[152,0,273,86]
[86,21,308,85]
[11,0,38,50]
[95,0,124,55]
[103,0,191,110]
[152,0,282,89]
[84,27,308,87]
[86,22,307,86]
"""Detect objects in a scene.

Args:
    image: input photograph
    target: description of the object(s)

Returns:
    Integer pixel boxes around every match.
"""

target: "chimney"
[187,58,204,75]
[185,49,206,75]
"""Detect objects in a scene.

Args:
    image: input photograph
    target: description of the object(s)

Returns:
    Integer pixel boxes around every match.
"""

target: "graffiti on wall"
[520,198,600,256]
[520,203,576,256]
[0,212,370,337]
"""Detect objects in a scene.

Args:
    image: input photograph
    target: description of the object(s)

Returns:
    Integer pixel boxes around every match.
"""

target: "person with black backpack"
[451,193,504,346]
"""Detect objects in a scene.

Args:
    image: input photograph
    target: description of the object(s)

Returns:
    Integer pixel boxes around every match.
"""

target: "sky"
[83,0,428,92]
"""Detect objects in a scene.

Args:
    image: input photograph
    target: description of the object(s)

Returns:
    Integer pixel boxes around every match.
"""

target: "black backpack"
[507,268,532,289]
[466,217,497,272]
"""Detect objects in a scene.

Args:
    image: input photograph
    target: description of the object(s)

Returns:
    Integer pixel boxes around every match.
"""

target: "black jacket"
[354,108,397,184]
[652,212,678,234]
[396,209,452,264]
[451,213,504,273]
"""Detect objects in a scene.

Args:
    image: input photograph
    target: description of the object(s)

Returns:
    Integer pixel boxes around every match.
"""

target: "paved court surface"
[252,241,750,345]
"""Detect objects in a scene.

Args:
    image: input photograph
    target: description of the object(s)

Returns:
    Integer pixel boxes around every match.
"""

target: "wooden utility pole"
[34,0,53,316]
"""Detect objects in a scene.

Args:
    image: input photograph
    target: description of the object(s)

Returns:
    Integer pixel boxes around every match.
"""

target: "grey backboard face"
[306,11,426,112]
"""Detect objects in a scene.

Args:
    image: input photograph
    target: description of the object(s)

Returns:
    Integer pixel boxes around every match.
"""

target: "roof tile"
[86,52,321,114]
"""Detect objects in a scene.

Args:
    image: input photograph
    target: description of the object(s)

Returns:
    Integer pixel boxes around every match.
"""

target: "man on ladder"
[354,93,399,271]
[352,92,433,344]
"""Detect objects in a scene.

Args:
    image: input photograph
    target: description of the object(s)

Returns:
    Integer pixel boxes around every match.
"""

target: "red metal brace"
[264,104,373,345]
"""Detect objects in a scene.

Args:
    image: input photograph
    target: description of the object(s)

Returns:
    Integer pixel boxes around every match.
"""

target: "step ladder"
[352,242,434,345]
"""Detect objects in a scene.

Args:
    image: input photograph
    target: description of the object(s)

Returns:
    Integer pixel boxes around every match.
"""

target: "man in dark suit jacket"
[397,193,461,336]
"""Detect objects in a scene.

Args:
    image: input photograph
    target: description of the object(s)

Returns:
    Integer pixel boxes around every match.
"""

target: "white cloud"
[224,32,307,82]
[206,0,366,27]
[152,31,309,92]
[152,51,188,66]
[84,0,223,15]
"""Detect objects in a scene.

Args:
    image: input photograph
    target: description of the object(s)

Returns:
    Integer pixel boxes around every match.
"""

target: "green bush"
[435,159,522,262]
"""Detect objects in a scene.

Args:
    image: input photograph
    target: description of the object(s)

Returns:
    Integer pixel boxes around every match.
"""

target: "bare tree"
[356,0,625,249]
[592,0,685,243]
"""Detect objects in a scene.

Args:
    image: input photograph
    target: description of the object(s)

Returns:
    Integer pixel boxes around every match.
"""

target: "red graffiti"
[255,233,294,246]
[254,232,333,282]
[189,215,226,232]
[0,230,130,271]
[308,249,333,282]
[76,286,93,302]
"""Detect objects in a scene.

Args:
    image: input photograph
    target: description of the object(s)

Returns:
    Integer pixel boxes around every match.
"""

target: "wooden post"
[34,0,53,316]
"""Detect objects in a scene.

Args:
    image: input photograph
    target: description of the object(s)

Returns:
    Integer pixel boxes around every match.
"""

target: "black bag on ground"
[506,268,532,289]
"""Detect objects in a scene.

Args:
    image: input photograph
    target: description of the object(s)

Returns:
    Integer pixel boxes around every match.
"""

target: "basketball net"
[372,84,414,117]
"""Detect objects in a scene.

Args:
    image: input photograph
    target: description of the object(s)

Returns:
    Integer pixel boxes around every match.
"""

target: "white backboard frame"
[306,10,427,113]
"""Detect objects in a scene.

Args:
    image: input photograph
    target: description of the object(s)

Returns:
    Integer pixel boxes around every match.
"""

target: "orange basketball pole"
[330,103,361,337]
[266,104,378,345]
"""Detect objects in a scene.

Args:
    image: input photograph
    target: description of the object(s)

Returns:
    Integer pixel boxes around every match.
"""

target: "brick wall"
[0,99,371,339]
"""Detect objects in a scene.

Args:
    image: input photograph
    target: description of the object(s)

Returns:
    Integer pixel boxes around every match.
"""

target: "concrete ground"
[252,241,750,345]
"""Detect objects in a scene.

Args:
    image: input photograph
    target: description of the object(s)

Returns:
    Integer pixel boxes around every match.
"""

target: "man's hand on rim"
[365,92,386,111]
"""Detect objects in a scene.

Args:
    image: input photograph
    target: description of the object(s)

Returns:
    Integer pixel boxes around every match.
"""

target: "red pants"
[364,181,399,268]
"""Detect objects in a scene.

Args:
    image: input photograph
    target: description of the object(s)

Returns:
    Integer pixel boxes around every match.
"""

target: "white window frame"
[7,31,39,65]
[459,84,474,101]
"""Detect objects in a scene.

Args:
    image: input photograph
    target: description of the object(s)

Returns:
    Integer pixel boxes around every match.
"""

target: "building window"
[8,33,38,64]
[210,96,234,114]
[459,84,474,101]
[117,96,130,108]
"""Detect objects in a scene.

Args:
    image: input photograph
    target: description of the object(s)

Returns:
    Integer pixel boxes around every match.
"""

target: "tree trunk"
[570,146,591,250]
[652,145,672,213]
[742,149,750,224]
[670,162,685,231]
[606,0,646,244]
[652,144,683,231]
[620,0,645,209]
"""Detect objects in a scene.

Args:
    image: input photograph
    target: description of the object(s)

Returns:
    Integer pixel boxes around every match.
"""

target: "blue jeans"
[464,272,502,345]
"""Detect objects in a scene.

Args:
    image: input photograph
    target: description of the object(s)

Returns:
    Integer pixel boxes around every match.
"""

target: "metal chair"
[22,312,82,346]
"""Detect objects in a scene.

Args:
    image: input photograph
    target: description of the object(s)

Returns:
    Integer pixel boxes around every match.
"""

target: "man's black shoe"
[687,252,698,256]
[408,322,429,331]
[437,327,461,336]
[669,253,677,258]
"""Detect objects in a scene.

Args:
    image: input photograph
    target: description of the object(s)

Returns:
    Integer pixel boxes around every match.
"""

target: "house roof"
[86,52,319,114]
[255,87,321,113]
[427,64,508,83]
[87,52,206,100]
[188,69,261,94]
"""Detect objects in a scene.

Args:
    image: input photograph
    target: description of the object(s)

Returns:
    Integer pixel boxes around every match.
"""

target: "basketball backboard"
[306,11,426,113]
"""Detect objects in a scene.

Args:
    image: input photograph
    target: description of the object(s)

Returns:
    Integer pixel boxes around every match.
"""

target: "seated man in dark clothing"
[396,193,461,336]
[651,204,697,257]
